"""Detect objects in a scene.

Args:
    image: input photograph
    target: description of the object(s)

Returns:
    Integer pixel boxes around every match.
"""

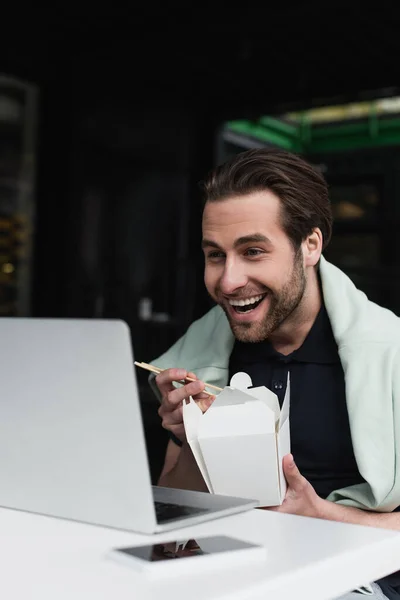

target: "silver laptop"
[0,318,257,533]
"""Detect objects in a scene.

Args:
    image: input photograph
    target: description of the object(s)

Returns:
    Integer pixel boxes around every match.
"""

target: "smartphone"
[107,535,267,577]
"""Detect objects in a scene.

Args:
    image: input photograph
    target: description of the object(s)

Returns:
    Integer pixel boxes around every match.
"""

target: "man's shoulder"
[181,305,234,358]
[320,257,400,349]
[357,299,400,350]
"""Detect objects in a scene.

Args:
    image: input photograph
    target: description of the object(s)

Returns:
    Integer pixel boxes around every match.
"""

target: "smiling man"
[201,192,314,349]
[150,149,400,599]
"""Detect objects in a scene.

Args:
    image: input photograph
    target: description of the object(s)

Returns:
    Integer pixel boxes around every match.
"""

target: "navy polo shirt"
[228,304,364,499]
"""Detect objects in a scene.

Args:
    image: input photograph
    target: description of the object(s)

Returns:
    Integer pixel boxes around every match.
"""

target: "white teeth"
[229,294,263,307]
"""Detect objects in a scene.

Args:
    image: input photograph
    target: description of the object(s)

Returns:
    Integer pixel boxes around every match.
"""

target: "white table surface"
[1,506,400,600]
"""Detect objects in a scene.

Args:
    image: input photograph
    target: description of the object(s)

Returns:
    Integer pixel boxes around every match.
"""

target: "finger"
[167,423,185,438]
[159,404,183,426]
[195,395,215,413]
[192,391,212,409]
[159,393,210,424]
[156,368,188,396]
[282,454,307,492]
[158,406,185,440]
[192,391,212,400]
[163,380,205,411]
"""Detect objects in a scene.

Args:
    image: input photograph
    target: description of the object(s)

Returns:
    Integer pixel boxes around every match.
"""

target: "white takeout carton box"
[183,372,290,507]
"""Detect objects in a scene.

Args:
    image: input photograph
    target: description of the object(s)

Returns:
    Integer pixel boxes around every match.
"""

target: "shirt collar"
[290,304,340,364]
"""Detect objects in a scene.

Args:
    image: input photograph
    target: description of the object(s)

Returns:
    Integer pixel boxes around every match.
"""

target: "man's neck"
[268,269,322,356]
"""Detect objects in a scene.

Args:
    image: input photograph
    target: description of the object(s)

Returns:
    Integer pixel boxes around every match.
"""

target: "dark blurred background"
[1,9,400,482]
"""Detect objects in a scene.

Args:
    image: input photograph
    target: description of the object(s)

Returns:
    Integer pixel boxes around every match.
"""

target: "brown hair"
[202,148,332,251]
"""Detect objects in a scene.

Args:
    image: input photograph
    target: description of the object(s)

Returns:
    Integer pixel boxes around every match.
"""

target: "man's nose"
[219,259,248,295]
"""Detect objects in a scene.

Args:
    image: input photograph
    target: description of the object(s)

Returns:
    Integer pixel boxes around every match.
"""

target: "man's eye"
[245,248,264,257]
[207,251,225,260]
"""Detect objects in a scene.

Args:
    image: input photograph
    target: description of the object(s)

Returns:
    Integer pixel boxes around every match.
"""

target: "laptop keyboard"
[155,501,209,524]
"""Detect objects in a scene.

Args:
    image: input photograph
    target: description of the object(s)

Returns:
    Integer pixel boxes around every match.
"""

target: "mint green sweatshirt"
[151,257,400,512]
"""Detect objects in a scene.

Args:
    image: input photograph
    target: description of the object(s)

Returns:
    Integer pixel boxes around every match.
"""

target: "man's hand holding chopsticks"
[156,369,215,442]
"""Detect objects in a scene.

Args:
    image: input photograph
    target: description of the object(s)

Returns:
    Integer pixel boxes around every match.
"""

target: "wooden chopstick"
[134,361,223,395]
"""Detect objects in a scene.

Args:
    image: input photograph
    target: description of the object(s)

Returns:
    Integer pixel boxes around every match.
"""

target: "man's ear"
[303,228,323,268]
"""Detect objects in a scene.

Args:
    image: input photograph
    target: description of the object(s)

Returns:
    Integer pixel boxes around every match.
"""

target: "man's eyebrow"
[201,234,273,250]
[201,239,220,249]
[234,234,272,247]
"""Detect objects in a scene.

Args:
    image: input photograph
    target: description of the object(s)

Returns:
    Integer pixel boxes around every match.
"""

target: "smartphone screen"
[114,535,260,563]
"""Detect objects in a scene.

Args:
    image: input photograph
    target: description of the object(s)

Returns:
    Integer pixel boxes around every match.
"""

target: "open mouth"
[228,293,267,314]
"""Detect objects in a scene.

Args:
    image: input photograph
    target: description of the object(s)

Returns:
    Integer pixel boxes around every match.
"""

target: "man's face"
[202,191,307,343]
